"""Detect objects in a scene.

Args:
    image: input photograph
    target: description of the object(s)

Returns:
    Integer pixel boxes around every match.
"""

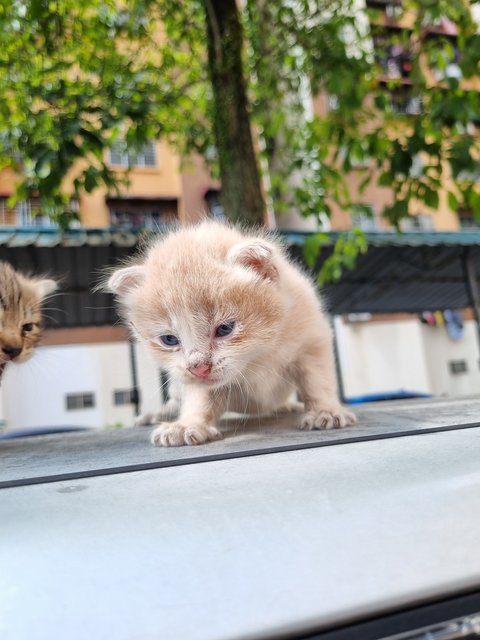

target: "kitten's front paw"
[135,400,180,426]
[300,405,356,431]
[151,421,223,447]
[135,412,159,427]
[275,400,304,415]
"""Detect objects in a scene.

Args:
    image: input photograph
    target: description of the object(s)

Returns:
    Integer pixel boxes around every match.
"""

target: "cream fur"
[108,221,356,446]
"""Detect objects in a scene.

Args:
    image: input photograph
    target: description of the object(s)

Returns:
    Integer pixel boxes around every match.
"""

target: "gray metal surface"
[2,426,480,640]
[2,396,480,485]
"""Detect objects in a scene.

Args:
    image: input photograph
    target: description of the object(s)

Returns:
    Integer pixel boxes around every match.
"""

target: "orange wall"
[0,166,18,196]
[79,140,182,227]
[179,155,219,223]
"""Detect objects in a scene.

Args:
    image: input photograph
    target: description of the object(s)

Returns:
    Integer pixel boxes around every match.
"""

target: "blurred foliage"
[0,0,479,250]
[104,421,125,429]
[0,0,209,228]
[304,228,368,284]
[244,0,480,277]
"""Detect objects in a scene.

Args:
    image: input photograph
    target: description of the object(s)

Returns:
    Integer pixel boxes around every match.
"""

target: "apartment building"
[0,140,221,229]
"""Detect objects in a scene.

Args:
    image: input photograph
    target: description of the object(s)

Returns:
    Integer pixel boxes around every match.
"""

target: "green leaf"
[303,233,330,268]
[447,191,459,212]
[424,188,439,210]
[35,156,52,179]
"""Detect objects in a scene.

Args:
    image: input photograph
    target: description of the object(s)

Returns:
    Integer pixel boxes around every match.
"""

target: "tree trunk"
[203,0,266,225]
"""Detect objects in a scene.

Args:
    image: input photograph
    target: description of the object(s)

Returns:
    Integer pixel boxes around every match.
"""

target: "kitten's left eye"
[215,322,235,338]
[22,323,34,333]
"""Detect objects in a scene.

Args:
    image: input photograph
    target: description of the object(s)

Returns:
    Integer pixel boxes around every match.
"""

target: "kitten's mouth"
[188,373,215,385]
[184,370,222,386]
[186,364,217,384]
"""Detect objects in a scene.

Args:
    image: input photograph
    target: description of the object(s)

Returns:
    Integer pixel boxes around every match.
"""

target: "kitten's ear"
[34,279,57,300]
[108,265,146,295]
[227,241,278,281]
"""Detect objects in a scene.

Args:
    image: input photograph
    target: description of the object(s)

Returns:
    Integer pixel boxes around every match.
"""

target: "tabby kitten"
[0,261,57,382]
[108,221,356,446]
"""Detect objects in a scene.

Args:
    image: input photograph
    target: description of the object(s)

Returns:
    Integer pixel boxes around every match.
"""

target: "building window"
[113,389,135,406]
[351,204,377,231]
[400,214,433,231]
[458,209,480,230]
[66,393,95,411]
[327,94,339,111]
[389,90,422,115]
[109,141,157,168]
[366,0,403,10]
[16,198,58,228]
[204,189,225,219]
[449,360,468,375]
[108,197,177,229]
[371,27,412,81]
[0,197,17,225]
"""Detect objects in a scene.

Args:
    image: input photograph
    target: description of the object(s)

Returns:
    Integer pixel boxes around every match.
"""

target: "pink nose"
[188,363,212,379]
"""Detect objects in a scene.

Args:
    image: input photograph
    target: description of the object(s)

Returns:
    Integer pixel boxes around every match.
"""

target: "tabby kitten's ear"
[18,274,57,300]
[34,279,57,299]
[108,265,146,296]
[227,240,278,281]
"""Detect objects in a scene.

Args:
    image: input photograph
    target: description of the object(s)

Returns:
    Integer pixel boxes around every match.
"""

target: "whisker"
[41,307,69,317]
[242,368,263,431]
[41,310,68,318]
[235,368,260,425]
[243,360,292,387]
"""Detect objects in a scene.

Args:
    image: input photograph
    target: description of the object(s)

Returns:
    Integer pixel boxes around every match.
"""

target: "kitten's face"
[0,262,56,367]
[110,238,284,388]
[135,271,282,388]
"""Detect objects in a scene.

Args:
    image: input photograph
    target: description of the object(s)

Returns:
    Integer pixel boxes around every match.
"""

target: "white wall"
[0,341,165,431]
[1,316,479,431]
[335,315,480,399]
[335,317,431,398]
[2,343,127,430]
[421,321,480,397]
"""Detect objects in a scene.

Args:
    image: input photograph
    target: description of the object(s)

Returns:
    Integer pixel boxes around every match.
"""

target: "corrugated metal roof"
[0,227,140,248]
[283,229,480,247]
[0,228,143,328]
[0,227,479,325]
[286,230,480,314]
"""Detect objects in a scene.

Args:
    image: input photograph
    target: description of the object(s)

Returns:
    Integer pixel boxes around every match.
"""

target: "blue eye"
[160,334,179,347]
[215,322,235,337]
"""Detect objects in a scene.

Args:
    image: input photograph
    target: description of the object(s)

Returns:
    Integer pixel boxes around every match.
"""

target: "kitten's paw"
[135,401,180,426]
[275,400,304,414]
[300,405,356,431]
[135,412,158,427]
[150,421,223,447]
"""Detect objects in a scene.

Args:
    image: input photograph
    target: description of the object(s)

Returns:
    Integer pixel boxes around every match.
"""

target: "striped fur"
[0,261,56,382]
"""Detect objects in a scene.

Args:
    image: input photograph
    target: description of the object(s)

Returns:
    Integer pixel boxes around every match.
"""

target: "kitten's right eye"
[160,334,179,347]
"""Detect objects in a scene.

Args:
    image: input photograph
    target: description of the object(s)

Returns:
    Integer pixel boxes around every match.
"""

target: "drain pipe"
[462,248,480,366]
[331,316,346,404]
[128,338,140,416]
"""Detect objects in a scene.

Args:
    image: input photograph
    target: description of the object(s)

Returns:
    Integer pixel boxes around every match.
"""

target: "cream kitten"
[108,221,356,446]
[0,261,57,382]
